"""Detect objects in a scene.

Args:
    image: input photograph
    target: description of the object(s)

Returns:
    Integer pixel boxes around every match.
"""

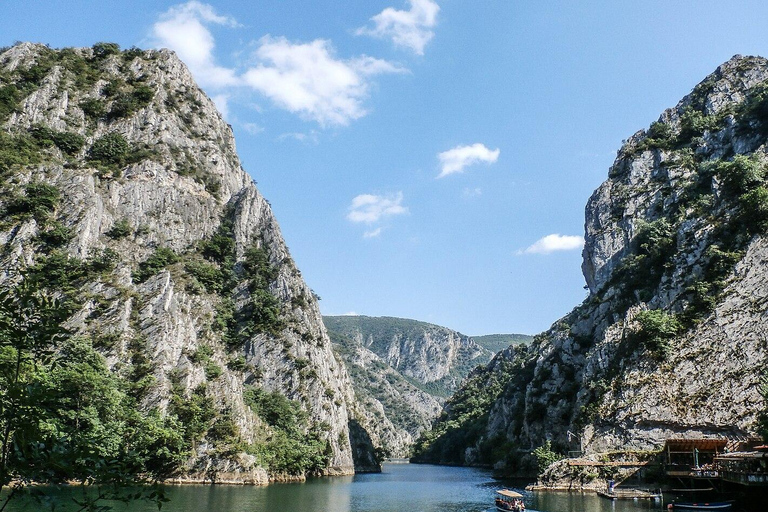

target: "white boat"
[495,489,525,512]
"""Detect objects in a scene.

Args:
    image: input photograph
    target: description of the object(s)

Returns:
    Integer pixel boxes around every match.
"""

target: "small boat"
[495,489,525,512]
[667,502,733,511]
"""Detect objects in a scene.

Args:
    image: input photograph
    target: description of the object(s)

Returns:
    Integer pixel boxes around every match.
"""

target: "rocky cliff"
[324,315,494,456]
[413,55,768,474]
[0,42,365,481]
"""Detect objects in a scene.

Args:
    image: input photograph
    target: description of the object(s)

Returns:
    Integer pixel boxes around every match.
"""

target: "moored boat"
[667,502,733,511]
[495,489,525,512]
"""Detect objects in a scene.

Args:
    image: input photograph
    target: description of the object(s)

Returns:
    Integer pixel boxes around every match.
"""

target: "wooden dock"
[597,488,662,500]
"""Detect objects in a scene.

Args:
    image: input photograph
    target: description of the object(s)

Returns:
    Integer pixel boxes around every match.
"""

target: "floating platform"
[597,488,662,500]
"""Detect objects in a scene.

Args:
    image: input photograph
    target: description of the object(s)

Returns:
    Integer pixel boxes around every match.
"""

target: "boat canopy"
[497,490,523,498]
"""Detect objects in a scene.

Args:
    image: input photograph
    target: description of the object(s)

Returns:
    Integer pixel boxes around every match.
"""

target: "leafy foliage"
[631,310,682,360]
[532,440,565,474]
[0,282,185,510]
[243,387,331,474]
[106,218,133,239]
[88,132,130,167]
[134,247,180,283]
[4,181,60,224]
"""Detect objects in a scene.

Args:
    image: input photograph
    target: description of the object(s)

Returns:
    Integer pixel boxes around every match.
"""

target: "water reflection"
[8,464,738,512]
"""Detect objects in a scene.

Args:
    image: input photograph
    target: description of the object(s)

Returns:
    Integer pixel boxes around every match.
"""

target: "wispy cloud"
[240,122,264,135]
[151,1,240,88]
[363,227,383,238]
[211,93,230,119]
[277,130,320,144]
[356,0,440,55]
[347,192,408,224]
[462,187,482,198]
[242,36,406,127]
[517,234,584,255]
[437,143,500,178]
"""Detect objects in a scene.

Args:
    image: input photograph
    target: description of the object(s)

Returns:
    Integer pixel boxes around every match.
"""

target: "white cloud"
[462,187,482,198]
[243,36,405,127]
[437,143,500,178]
[341,311,360,316]
[151,3,407,128]
[363,227,383,238]
[240,122,264,135]
[518,234,584,255]
[356,0,440,55]
[211,93,229,119]
[347,192,408,224]
[151,1,240,88]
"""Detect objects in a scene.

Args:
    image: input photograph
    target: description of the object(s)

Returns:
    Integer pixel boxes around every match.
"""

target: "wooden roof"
[664,438,728,451]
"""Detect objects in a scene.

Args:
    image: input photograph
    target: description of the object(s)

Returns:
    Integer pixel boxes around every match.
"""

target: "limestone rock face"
[325,315,492,457]
[0,43,358,478]
[417,55,768,472]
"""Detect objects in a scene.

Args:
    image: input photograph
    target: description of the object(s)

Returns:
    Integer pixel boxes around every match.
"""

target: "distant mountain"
[471,333,533,353]
[324,315,494,457]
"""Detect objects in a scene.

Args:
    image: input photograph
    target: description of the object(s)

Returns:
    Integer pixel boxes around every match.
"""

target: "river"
[0,463,702,512]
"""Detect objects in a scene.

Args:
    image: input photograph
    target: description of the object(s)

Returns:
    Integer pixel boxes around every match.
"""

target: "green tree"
[0,281,182,509]
[532,440,564,474]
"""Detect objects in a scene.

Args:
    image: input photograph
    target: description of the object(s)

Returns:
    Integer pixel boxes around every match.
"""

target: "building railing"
[720,470,768,486]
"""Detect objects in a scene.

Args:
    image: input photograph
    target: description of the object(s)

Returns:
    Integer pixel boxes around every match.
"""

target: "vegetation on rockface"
[411,345,537,473]
[532,441,565,473]
[324,315,492,398]
[0,41,341,492]
[195,211,285,348]
[133,246,180,283]
[471,333,534,354]
[630,310,683,361]
[760,369,768,443]
[0,282,182,510]
[243,387,332,474]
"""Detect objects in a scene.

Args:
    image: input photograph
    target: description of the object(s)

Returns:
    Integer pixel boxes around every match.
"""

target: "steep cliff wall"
[325,315,493,456]
[413,55,768,474]
[0,43,361,480]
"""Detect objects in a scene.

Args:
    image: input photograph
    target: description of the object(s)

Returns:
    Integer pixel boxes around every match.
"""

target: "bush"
[6,181,60,222]
[739,186,768,233]
[714,154,767,197]
[88,132,130,167]
[106,218,133,239]
[80,98,106,121]
[532,440,564,474]
[38,220,72,248]
[0,84,20,120]
[632,309,682,360]
[134,247,180,283]
[92,42,120,59]
[204,361,222,380]
[51,131,85,155]
[184,259,226,293]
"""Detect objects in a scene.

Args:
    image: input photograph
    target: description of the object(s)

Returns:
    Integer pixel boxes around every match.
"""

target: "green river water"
[0,463,743,512]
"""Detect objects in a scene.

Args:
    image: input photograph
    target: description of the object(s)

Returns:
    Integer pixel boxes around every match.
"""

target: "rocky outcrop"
[325,315,493,457]
[0,43,363,480]
[414,55,768,474]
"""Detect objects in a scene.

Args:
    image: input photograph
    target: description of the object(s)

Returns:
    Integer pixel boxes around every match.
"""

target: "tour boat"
[495,489,525,512]
[667,502,733,511]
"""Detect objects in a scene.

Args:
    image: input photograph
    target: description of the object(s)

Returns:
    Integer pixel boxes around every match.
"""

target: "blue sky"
[3,1,768,335]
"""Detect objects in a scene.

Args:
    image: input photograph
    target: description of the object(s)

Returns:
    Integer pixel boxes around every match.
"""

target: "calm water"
[1,463,674,512]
